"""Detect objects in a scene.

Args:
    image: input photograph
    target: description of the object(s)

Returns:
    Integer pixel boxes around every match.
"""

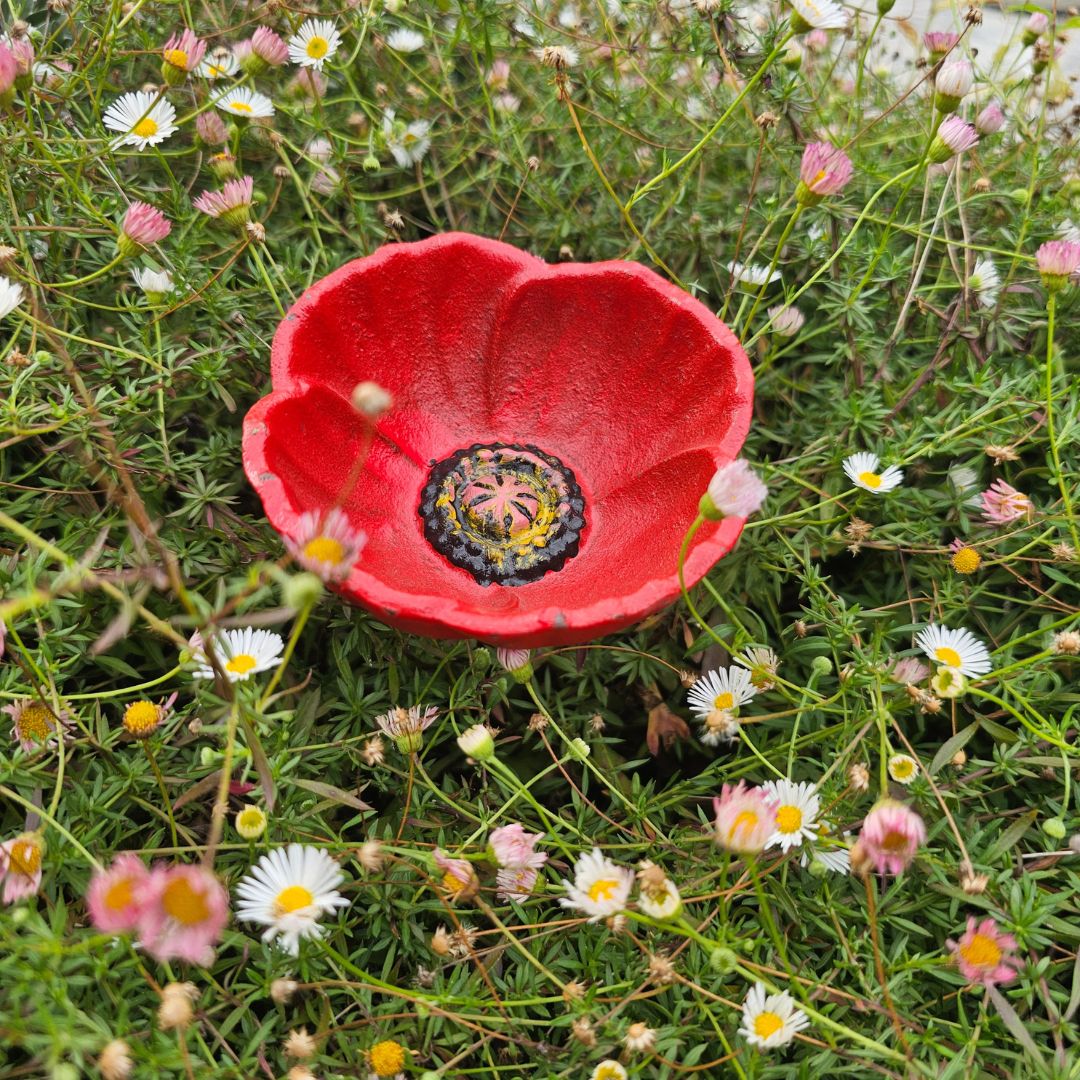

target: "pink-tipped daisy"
[856,799,926,875]
[87,853,152,933]
[713,782,777,854]
[797,141,853,203]
[193,176,255,228]
[118,201,171,256]
[947,916,1021,986]
[285,508,366,581]
[979,479,1033,525]
[137,863,229,965]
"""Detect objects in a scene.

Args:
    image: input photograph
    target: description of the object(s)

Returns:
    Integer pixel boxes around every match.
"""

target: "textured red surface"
[242,233,754,647]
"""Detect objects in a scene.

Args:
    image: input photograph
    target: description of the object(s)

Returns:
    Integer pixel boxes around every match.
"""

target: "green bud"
[161,59,188,87]
[51,1066,79,1080]
[810,655,833,676]
[876,0,896,12]
[32,350,54,365]
[283,571,324,610]
[709,945,738,973]
[1042,816,1067,840]
[698,491,724,521]
[457,723,496,762]
[363,154,380,172]
[568,737,591,761]
[472,646,492,672]
[807,857,829,878]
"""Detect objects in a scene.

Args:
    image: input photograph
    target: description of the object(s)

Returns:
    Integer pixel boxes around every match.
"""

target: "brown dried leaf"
[646,702,691,757]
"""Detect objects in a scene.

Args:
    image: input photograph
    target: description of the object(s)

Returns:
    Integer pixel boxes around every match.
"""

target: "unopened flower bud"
[351,380,393,418]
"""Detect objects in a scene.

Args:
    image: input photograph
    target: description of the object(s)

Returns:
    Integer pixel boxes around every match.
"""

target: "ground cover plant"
[1,0,1079,1077]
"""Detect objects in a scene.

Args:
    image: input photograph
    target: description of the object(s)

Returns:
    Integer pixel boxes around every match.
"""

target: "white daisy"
[215,87,275,119]
[0,275,24,319]
[761,779,821,851]
[382,109,431,168]
[637,877,682,920]
[234,844,350,954]
[192,627,285,682]
[559,848,634,921]
[726,260,781,287]
[842,452,903,493]
[288,18,341,70]
[131,267,174,296]
[197,48,239,80]
[103,91,177,150]
[801,845,850,874]
[967,257,1000,307]
[589,1062,628,1080]
[386,27,425,53]
[687,667,757,717]
[739,982,810,1049]
[887,753,919,785]
[788,0,848,30]
[915,624,992,677]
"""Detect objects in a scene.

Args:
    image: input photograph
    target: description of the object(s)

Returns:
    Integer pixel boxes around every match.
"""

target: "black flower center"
[419,444,586,585]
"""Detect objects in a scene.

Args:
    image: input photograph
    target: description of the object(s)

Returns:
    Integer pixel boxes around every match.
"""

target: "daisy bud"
[1035,239,1080,292]
[122,698,166,738]
[368,1040,408,1078]
[157,982,198,1031]
[207,151,239,181]
[195,110,229,146]
[457,723,496,762]
[768,304,805,336]
[496,647,533,683]
[568,737,591,761]
[97,1039,133,1080]
[975,101,1005,134]
[282,571,325,610]
[1042,816,1067,840]
[271,978,299,1004]
[433,849,479,902]
[796,141,853,205]
[700,459,768,520]
[0,42,18,105]
[930,665,967,699]
[857,799,926,875]
[235,804,267,839]
[934,59,973,112]
[250,26,290,70]
[161,29,206,86]
[1022,11,1048,45]
[929,115,979,163]
[284,1028,318,1060]
[363,153,381,172]
[877,0,896,12]
[848,762,870,791]
[709,945,738,973]
[118,202,171,257]
[351,380,393,418]
[782,42,803,68]
[357,840,382,872]
[924,30,960,60]
[193,175,255,230]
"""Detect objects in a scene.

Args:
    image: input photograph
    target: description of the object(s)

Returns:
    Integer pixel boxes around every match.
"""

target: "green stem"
[1043,293,1080,551]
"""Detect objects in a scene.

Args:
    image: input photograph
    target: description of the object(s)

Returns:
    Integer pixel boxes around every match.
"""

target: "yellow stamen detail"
[15,702,53,742]
[753,1011,784,1038]
[229,101,253,114]
[164,48,188,68]
[9,839,42,876]
[713,691,734,710]
[274,884,314,914]
[303,536,346,565]
[105,878,134,911]
[775,805,803,834]
[950,547,981,574]
[959,933,1001,969]
[935,646,962,668]
[729,809,759,840]
[225,653,258,675]
[162,876,210,925]
[132,117,159,138]
[123,700,160,737]
[306,36,329,59]
[858,471,882,489]
[587,878,619,902]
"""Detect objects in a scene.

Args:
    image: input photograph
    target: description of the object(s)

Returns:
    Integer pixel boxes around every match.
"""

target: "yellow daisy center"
[303,536,346,564]
[881,830,909,853]
[369,1040,406,1077]
[858,471,882,488]
[10,839,42,876]
[951,547,981,574]
[595,1067,625,1080]
[15,702,53,742]
[229,101,253,113]
[226,653,258,675]
[105,877,135,911]
[162,876,211,925]
[891,759,914,779]
[123,700,160,736]
[809,168,828,189]
[775,805,803,834]
[164,48,188,68]
[237,807,266,836]
[729,809,759,840]
[934,646,962,668]
[587,878,619,902]
[442,870,467,895]
[753,1010,784,1038]
[306,36,329,59]
[274,884,314,914]
[713,691,734,710]
[959,933,1001,969]
[132,117,159,138]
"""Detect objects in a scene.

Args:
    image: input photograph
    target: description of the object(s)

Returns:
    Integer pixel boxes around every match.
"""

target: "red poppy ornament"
[243,233,753,647]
